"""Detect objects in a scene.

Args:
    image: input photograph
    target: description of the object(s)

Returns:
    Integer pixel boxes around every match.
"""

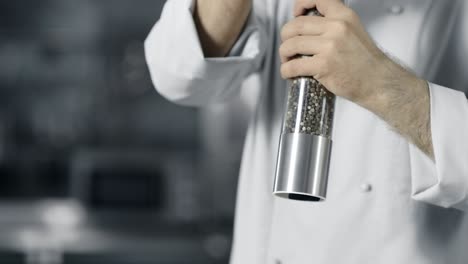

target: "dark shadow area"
[0,0,244,263]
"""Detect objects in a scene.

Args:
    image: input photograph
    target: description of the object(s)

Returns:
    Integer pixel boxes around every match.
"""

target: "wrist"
[359,58,427,117]
[195,0,252,57]
[359,58,433,157]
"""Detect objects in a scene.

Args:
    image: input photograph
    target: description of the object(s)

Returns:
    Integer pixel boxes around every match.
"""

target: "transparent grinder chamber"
[273,8,336,202]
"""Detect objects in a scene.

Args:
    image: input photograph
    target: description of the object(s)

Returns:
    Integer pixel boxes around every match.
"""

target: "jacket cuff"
[410,82,468,210]
[146,0,265,80]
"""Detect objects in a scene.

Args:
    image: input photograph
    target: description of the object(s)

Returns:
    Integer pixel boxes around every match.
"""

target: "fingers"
[294,0,344,17]
[279,36,328,63]
[281,16,328,41]
[281,16,354,43]
[280,0,364,81]
[294,0,358,24]
[280,55,327,79]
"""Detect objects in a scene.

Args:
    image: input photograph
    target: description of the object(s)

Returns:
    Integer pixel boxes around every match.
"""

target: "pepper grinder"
[273,8,336,202]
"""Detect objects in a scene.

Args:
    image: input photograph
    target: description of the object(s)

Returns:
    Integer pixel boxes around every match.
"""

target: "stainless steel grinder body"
[273,9,336,202]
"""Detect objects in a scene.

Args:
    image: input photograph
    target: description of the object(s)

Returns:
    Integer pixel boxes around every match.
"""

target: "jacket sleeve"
[144,0,267,106]
[409,82,468,211]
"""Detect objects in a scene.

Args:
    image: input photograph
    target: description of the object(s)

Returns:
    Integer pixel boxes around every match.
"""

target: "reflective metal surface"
[273,133,332,201]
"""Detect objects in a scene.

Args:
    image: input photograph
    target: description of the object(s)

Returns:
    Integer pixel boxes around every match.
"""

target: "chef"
[145,0,468,263]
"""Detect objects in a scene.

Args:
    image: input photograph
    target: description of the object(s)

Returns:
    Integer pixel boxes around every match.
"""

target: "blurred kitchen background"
[0,0,251,263]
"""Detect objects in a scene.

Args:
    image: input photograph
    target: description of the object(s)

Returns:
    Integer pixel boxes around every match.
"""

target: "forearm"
[194,0,252,57]
[362,59,434,160]
[278,0,435,159]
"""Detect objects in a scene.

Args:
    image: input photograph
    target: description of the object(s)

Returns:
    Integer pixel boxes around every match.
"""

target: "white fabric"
[145,0,468,263]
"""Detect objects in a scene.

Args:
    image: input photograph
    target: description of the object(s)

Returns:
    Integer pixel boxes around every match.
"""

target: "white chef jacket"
[145,0,468,263]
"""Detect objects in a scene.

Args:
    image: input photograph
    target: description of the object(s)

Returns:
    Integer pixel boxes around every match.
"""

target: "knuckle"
[316,58,329,75]
[325,40,339,53]
[282,40,295,56]
[280,64,289,78]
[291,37,302,52]
[343,9,359,23]
[280,25,289,41]
[282,19,305,41]
[294,0,307,10]
[333,20,349,34]
[280,24,290,41]
[316,0,325,6]
[290,60,304,77]
[295,15,305,23]
[288,61,299,76]
[279,43,287,56]
[294,17,306,32]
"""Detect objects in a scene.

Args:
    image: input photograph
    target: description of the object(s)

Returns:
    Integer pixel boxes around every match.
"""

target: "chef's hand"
[279,0,434,159]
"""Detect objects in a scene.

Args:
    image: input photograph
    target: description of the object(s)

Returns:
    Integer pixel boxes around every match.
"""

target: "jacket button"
[360,183,372,193]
